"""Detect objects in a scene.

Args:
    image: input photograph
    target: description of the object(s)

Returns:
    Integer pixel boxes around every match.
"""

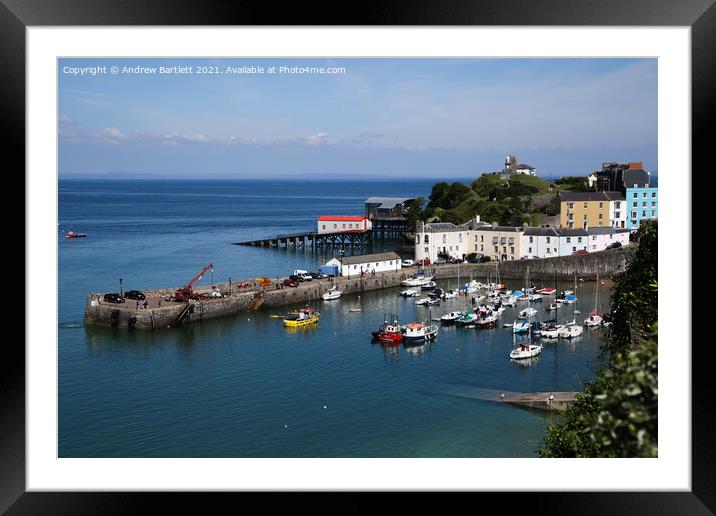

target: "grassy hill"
[413,173,564,227]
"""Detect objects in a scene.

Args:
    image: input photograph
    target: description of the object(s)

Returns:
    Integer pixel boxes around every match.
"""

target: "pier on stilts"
[234,230,372,249]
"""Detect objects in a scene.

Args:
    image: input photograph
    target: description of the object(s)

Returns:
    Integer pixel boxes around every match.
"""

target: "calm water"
[58,179,608,457]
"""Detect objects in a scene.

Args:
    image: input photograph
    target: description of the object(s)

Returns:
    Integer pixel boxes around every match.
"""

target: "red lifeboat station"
[317,216,372,234]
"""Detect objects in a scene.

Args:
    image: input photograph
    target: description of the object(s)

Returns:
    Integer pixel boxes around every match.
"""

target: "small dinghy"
[400,289,419,297]
[519,307,537,318]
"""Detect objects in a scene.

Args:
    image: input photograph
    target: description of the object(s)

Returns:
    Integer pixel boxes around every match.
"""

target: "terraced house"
[470,225,524,262]
[559,191,624,230]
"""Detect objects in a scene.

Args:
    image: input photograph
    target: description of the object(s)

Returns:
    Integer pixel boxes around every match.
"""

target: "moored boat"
[402,322,438,342]
[510,342,542,359]
[371,316,403,344]
[65,230,87,239]
[283,307,320,328]
[321,286,343,300]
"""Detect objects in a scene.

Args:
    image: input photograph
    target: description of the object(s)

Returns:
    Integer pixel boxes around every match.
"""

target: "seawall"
[84,246,634,330]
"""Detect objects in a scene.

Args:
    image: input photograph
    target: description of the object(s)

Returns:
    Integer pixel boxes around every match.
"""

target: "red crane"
[174,263,214,302]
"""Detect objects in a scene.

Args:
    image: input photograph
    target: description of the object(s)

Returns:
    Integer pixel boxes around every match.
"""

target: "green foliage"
[405,197,426,228]
[555,176,592,192]
[539,194,561,216]
[540,223,658,458]
[603,220,658,360]
[540,326,658,458]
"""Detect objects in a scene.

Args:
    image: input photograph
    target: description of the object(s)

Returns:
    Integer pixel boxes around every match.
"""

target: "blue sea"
[58,179,607,457]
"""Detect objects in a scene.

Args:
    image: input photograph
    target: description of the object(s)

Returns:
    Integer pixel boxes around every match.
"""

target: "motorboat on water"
[539,319,561,339]
[519,307,537,318]
[442,290,458,299]
[476,314,497,328]
[371,316,403,344]
[402,322,438,342]
[415,297,430,305]
[512,317,531,334]
[456,311,479,327]
[400,289,419,297]
[420,281,437,290]
[536,287,556,295]
[321,286,343,301]
[584,310,604,327]
[440,311,461,324]
[510,342,543,359]
[283,307,320,328]
[65,230,87,239]
[528,294,543,302]
[428,288,444,299]
[401,275,434,287]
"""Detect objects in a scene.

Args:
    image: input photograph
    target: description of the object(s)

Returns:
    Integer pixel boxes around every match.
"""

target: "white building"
[609,197,627,229]
[516,163,537,176]
[317,216,372,234]
[339,251,401,277]
[557,229,590,255]
[415,217,490,263]
[581,228,631,252]
[521,228,561,259]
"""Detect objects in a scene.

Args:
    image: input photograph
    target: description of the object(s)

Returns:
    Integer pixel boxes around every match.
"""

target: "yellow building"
[560,191,623,230]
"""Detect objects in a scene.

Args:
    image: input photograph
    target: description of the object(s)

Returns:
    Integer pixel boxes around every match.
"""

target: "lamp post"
[210,267,214,289]
[119,277,123,297]
[229,277,232,296]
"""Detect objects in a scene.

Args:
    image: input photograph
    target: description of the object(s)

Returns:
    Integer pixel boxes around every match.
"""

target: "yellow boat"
[283,307,320,328]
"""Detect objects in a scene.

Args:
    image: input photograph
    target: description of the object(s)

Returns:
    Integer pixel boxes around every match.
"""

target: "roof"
[622,169,650,188]
[523,227,560,237]
[364,197,414,209]
[582,227,631,235]
[340,252,401,265]
[472,226,524,232]
[423,222,463,232]
[560,191,622,202]
[557,229,590,236]
[516,164,535,169]
[318,215,366,221]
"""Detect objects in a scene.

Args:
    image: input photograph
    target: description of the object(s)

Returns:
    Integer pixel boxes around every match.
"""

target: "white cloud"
[58,114,74,125]
[306,132,331,146]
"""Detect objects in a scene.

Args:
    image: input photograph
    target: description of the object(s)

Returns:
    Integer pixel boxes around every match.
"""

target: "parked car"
[606,241,622,249]
[468,257,481,264]
[297,273,313,282]
[401,259,415,267]
[283,278,299,288]
[434,258,447,265]
[572,250,589,255]
[289,274,302,283]
[124,290,146,301]
[103,292,125,303]
[309,271,327,279]
[447,257,463,264]
[209,289,223,298]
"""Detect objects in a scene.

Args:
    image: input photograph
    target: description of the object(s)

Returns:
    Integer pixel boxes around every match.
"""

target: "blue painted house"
[622,168,658,230]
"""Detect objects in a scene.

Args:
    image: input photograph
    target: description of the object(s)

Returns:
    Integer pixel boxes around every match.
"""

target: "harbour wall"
[84,246,635,330]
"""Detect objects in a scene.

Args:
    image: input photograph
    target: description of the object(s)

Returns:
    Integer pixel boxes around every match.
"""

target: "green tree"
[603,220,658,361]
[540,326,658,458]
[405,197,426,227]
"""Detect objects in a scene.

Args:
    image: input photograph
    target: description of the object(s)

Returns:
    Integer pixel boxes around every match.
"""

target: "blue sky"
[58,58,657,179]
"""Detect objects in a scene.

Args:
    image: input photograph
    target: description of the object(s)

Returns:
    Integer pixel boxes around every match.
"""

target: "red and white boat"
[535,287,556,295]
[371,316,404,344]
[65,230,87,239]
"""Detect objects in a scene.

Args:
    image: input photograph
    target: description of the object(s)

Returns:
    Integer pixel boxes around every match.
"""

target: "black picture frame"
[4,0,710,512]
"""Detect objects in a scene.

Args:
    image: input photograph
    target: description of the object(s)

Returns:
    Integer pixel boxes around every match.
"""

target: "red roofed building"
[317,216,373,234]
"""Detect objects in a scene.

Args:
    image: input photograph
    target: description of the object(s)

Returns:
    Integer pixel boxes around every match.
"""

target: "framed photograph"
[7,0,710,511]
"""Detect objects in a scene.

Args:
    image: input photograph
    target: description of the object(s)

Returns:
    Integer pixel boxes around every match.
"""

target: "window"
[631,211,637,218]
[546,237,551,243]
[480,245,484,251]
[615,201,621,209]
[333,224,337,228]
[442,234,446,244]
[578,237,582,243]
[633,202,637,207]
[642,211,646,217]
[458,233,463,243]
[615,211,620,218]
[583,214,588,220]
[652,192,656,198]
[480,235,484,242]
[568,213,573,220]
[642,202,646,207]
[322,225,326,230]
[529,236,533,243]
[567,202,574,209]
[416,235,420,244]
[494,245,498,252]
[643,192,647,198]
[424,235,429,243]
[573,246,576,252]
[566,237,571,243]
[510,246,515,254]
[502,246,507,253]
[342,224,346,228]
[651,210,655,217]
[633,193,638,198]
[424,247,429,253]
[528,247,532,253]
[599,202,603,208]
[583,202,588,209]
[598,213,603,219]
[652,202,656,207]
[592,235,596,240]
